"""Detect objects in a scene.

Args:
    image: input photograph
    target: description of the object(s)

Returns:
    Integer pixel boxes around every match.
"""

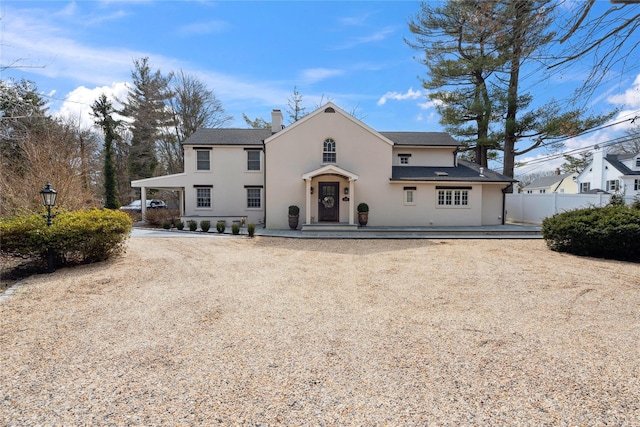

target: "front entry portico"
[302,165,359,226]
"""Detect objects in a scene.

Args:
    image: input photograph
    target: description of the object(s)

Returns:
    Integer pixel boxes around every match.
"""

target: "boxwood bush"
[0,209,133,265]
[542,205,640,262]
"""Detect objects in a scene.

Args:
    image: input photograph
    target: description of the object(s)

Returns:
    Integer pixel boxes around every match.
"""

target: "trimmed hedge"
[542,205,640,262]
[0,209,133,265]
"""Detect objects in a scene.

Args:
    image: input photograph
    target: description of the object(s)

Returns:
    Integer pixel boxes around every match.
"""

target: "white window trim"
[606,179,619,192]
[323,138,337,164]
[196,150,211,172]
[195,187,212,209]
[403,187,416,206]
[246,150,261,172]
[246,187,262,209]
[436,189,470,208]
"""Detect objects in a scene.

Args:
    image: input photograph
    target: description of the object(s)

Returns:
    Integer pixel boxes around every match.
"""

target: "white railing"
[504,193,634,225]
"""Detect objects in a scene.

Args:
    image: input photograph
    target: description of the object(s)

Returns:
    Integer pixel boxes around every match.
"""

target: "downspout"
[501,183,513,225]
[262,140,266,228]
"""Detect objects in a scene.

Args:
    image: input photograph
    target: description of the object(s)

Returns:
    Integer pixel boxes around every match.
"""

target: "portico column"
[140,187,147,221]
[349,179,355,225]
[179,189,185,216]
[305,179,312,225]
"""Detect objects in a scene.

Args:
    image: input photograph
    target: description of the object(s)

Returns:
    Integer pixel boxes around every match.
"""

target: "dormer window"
[323,138,336,163]
[636,157,640,168]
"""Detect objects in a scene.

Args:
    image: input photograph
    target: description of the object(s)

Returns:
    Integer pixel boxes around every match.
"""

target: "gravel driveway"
[1,236,639,425]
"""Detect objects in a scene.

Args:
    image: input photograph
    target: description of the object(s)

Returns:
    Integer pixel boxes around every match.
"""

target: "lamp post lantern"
[40,182,57,272]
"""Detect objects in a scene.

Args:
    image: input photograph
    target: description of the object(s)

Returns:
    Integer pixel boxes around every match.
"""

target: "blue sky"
[2,1,640,175]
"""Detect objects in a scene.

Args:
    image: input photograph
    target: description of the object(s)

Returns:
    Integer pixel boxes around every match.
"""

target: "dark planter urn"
[358,212,368,226]
[288,215,299,230]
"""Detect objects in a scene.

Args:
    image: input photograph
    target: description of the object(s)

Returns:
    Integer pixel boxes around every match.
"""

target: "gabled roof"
[606,153,640,176]
[264,102,395,146]
[183,128,271,146]
[522,173,574,190]
[380,132,459,147]
[391,160,515,183]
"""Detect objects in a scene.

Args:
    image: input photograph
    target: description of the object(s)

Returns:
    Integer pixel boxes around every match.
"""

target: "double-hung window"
[437,188,469,207]
[606,179,619,192]
[635,179,640,191]
[247,149,261,171]
[195,187,212,208]
[323,138,336,163]
[580,182,590,193]
[246,187,262,209]
[196,150,211,171]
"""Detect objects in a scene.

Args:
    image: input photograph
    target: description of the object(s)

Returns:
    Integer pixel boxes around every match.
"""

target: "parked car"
[119,199,167,213]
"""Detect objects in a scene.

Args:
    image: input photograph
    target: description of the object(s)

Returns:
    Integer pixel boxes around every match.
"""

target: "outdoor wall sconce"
[344,187,349,195]
[310,187,314,194]
[40,182,57,273]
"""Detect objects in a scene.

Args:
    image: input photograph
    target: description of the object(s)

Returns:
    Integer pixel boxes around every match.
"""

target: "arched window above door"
[323,138,336,163]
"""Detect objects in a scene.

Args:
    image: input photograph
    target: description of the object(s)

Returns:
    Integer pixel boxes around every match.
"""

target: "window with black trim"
[634,179,640,191]
[323,138,336,163]
[580,182,590,192]
[196,150,210,171]
[247,150,261,171]
[246,188,261,208]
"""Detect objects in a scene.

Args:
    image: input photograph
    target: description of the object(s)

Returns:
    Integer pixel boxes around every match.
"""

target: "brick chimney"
[271,109,283,134]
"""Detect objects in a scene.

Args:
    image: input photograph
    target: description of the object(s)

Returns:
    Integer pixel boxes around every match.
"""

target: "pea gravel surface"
[1,236,639,426]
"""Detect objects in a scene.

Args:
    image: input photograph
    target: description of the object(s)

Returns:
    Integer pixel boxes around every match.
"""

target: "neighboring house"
[576,146,640,197]
[132,102,515,229]
[521,169,578,194]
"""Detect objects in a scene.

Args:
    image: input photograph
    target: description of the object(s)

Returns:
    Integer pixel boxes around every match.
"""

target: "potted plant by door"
[357,202,369,226]
[288,205,300,229]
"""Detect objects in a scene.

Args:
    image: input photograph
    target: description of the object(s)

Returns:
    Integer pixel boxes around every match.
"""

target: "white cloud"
[55,83,130,130]
[177,20,231,36]
[377,87,423,106]
[332,27,396,50]
[301,68,344,84]
[607,74,640,108]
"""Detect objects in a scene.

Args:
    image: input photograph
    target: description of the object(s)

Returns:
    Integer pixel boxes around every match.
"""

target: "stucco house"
[521,169,578,194]
[132,102,515,229]
[576,146,640,198]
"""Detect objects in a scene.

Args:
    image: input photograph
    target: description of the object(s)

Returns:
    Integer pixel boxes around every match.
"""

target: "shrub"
[357,202,369,213]
[542,205,640,262]
[608,193,626,206]
[200,220,211,232]
[216,220,226,233]
[232,223,240,235]
[175,221,184,230]
[188,220,197,231]
[288,205,300,216]
[0,209,133,265]
[145,208,179,227]
[247,223,256,237]
[162,220,171,230]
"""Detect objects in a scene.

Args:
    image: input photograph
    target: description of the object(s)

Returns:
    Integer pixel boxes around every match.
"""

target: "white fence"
[505,193,624,225]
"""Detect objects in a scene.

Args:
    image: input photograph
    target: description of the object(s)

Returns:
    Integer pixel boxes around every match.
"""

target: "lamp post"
[40,182,57,272]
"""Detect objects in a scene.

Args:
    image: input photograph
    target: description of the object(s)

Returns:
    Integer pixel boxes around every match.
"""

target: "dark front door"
[318,182,339,222]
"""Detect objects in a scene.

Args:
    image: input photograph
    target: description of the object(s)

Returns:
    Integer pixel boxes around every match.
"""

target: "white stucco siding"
[265,110,393,229]
[184,146,265,224]
[481,184,506,225]
[392,147,454,167]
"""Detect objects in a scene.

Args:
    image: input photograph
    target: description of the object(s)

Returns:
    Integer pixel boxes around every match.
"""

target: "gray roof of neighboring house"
[183,128,272,146]
[391,160,515,183]
[380,132,459,146]
[606,153,640,176]
[183,129,460,147]
[522,173,573,190]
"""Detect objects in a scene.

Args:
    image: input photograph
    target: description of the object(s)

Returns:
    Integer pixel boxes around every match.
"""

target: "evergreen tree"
[92,94,120,209]
[120,57,173,181]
